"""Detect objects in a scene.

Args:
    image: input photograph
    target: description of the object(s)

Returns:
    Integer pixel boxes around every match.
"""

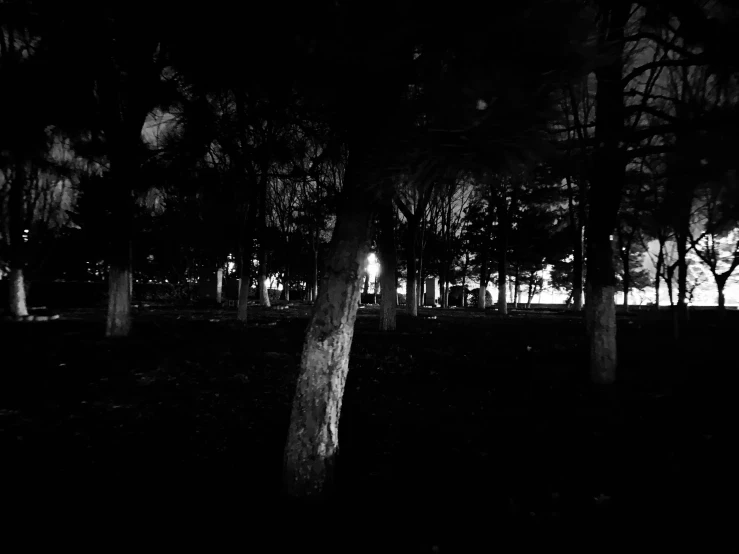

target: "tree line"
[1,0,738,499]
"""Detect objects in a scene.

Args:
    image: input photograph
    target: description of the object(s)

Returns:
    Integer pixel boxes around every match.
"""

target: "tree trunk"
[106,262,132,337]
[654,240,663,309]
[513,265,520,307]
[258,176,271,307]
[584,1,628,384]
[478,255,487,309]
[362,272,370,296]
[237,201,257,321]
[573,226,584,311]
[105,175,134,338]
[621,251,630,311]
[675,216,689,317]
[283,174,376,500]
[497,259,507,316]
[715,274,728,312]
[462,252,469,308]
[497,193,508,315]
[284,263,291,302]
[7,162,28,318]
[405,230,417,316]
[8,268,29,318]
[378,199,397,331]
[313,245,319,302]
[567,177,584,311]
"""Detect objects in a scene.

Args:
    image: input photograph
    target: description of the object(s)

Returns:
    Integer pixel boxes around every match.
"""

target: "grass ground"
[0,304,733,550]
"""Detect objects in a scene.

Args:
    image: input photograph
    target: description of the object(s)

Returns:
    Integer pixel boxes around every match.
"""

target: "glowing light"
[366,253,380,282]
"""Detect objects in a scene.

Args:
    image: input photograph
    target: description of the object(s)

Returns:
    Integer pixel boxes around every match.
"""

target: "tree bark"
[237,199,257,321]
[405,229,417,316]
[8,268,29,318]
[478,254,487,309]
[313,245,319,302]
[105,168,134,338]
[714,273,728,312]
[584,1,629,384]
[621,249,630,311]
[378,198,397,331]
[362,272,370,296]
[654,240,663,309]
[106,263,132,337]
[497,192,508,315]
[258,174,271,307]
[8,162,28,317]
[283,168,377,499]
[566,177,584,311]
[462,252,469,308]
[284,264,291,302]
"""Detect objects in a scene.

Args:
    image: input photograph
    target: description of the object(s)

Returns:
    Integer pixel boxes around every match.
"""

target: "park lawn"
[0,305,732,548]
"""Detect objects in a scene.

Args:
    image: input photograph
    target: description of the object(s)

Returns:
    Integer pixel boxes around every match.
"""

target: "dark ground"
[0,304,734,550]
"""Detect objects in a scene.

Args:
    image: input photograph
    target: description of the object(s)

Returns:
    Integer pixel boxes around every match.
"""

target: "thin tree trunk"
[237,200,257,321]
[567,177,584,311]
[362,272,370,296]
[8,269,29,318]
[405,229,417,316]
[105,168,134,338]
[283,167,377,499]
[622,250,630,311]
[8,162,28,317]
[497,258,507,316]
[478,254,487,309]
[513,264,520,307]
[585,1,628,384]
[313,244,319,302]
[258,175,271,307]
[378,199,397,331]
[654,240,663,309]
[497,192,508,315]
[284,263,291,302]
[675,211,690,317]
[462,252,469,308]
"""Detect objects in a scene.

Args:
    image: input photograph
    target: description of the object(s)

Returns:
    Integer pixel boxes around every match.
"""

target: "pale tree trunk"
[498,274,507,314]
[572,224,584,312]
[478,255,487,309]
[258,257,270,306]
[106,263,132,337]
[8,269,29,318]
[258,176,271,307]
[378,198,397,331]
[283,168,377,499]
[584,1,628,384]
[105,166,134,338]
[8,162,28,318]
